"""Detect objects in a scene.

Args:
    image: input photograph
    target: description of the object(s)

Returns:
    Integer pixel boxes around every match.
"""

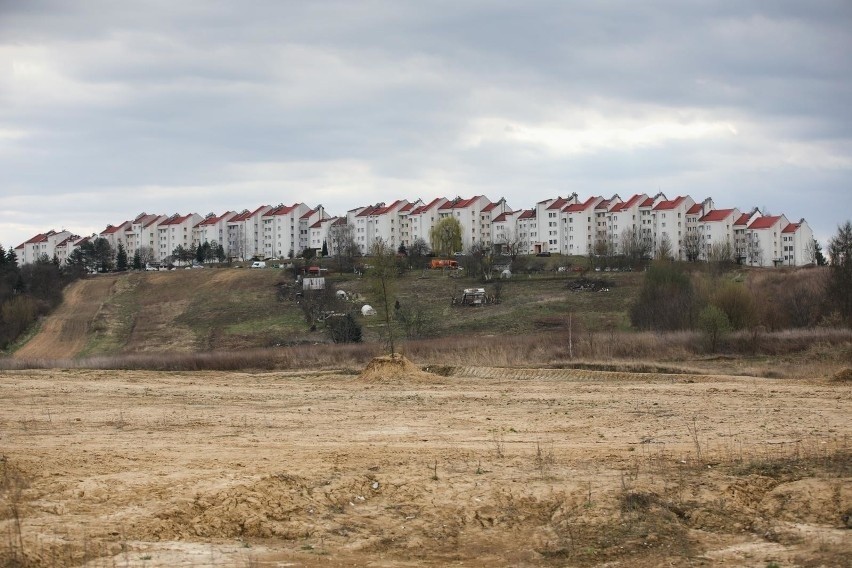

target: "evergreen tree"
[827,221,852,325]
[195,242,207,264]
[814,239,827,266]
[216,244,226,263]
[116,242,128,271]
[132,250,142,270]
[321,240,329,257]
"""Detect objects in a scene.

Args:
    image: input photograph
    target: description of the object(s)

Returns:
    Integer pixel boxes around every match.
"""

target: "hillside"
[11,266,640,359]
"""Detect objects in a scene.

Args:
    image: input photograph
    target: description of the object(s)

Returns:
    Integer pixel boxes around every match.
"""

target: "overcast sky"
[2,0,851,250]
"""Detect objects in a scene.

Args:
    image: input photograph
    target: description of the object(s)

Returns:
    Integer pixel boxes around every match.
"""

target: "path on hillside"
[14,276,118,360]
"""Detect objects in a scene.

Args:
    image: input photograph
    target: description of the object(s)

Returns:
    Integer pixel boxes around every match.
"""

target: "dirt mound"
[830,368,852,382]
[357,354,440,382]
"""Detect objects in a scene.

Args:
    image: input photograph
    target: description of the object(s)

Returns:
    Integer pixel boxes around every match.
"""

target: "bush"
[327,313,362,343]
[629,262,697,331]
[698,305,732,352]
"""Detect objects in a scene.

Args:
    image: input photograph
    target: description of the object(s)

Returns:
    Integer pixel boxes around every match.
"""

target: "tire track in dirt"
[452,366,722,382]
[13,276,118,360]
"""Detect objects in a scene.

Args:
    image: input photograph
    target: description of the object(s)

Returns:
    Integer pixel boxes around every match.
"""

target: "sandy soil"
[13,276,119,360]
[0,365,849,567]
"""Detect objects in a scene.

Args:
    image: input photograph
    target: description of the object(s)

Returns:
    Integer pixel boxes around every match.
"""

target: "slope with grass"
[10,267,640,359]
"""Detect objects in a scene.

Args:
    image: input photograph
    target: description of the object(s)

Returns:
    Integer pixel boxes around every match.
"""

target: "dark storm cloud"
[1,0,850,247]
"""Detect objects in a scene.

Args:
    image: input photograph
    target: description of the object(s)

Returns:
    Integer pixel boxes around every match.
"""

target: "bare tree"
[369,239,399,355]
[746,234,763,266]
[707,241,734,264]
[328,222,360,272]
[137,246,155,267]
[621,227,651,264]
[683,232,701,262]
[656,234,673,260]
[466,242,496,281]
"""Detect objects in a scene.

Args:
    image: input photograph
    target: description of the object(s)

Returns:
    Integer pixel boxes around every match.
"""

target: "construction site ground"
[1,364,849,567]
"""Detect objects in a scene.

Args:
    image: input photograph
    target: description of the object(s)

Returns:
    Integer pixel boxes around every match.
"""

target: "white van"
[250,261,266,269]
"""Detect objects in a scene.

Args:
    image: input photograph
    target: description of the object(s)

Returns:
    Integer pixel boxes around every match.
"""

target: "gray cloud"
[1,0,850,248]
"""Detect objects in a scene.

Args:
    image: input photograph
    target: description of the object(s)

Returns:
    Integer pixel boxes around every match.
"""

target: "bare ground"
[0,365,849,567]
[12,277,119,360]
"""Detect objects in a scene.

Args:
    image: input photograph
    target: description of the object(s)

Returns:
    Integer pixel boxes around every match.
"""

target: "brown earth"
[12,276,120,360]
[0,366,849,567]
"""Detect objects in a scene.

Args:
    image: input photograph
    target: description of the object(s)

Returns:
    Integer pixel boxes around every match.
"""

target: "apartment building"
[194,211,236,256]
[781,220,814,266]
[13,192,818,268]
[227,205,272,261]
[561,197,603,256]
[156,213,203,261]
[696,208,740,260]
[14,230,73,264]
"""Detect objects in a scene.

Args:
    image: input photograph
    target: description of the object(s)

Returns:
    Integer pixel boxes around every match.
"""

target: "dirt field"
[1,365,849,567]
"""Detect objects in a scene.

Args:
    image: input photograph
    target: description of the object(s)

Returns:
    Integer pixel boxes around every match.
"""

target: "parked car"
[250,261,266,269]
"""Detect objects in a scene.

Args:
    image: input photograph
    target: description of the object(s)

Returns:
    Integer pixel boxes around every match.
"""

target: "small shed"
[361,304,377,316]
[303,277,325,291]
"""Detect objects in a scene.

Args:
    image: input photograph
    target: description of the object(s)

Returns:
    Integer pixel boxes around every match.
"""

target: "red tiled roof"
[653,196,687,211]
[100,222,129,235]
[482,202,500,212]
[198,211,234,226]
[267,204,297,216]
[734,213,753,226]
[699,209,736,223]
[300,208,316,220]
[492,212,509,223]
[309,220,324,229]
[610,194,646,213]
[564,196,600,213]
[16,233,45,249]
[439,196,480,210]
[546,197,570,210]
[782,223,800,234]
[639,197,655,207]
[400,203,414,212]
[356,204,381,217]
[373,200,404,216]
[686,204,703,215]
[518,209,535,220]
[159,214,193,226]
[748,215,783,230]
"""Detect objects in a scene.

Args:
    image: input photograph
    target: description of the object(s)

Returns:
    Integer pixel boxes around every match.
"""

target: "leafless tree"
[137,246,155,267]
[707,241,734,264]
[746,234,763,266]
[683,232,701,262]
[328,222,360,272]
[620,227,651,264]
[656,233,673,260]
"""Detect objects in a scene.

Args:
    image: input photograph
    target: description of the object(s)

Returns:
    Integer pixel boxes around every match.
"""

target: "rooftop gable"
[782,223,800,234]
[564,196,601,213]
[699,208,737,223]
[748,215,784,230]
[653,196,688,211]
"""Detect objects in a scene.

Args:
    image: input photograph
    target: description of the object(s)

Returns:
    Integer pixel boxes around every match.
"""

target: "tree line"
[629,221,852,344]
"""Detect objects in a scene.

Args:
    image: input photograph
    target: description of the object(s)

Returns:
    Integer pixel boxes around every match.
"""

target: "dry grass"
[3,327,850,380]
